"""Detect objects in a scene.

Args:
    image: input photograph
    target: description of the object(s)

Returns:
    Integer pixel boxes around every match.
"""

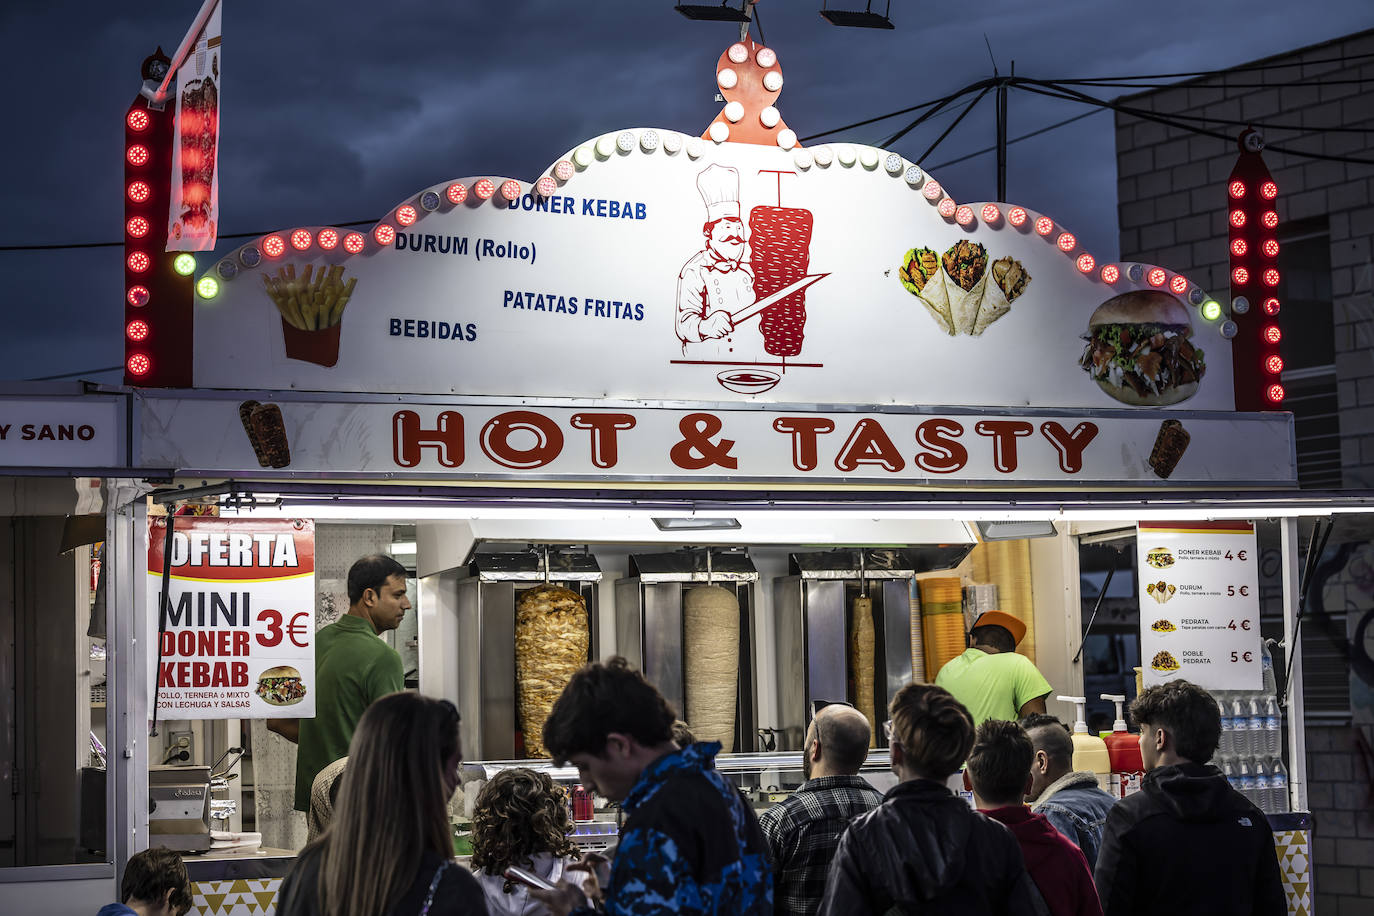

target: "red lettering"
[232,661,248,687]
[570,413,636,469]
[835,419,905,473]
[915,419,967,474]
[1040,421,1099,473]
[159,661,178,686]
[773,417,835,471]
[669,414,738,470]
[974,420,1034,473]
[480,411,564,469]
[233,631,249,655]
[193,661,210,686]
[393,410,464,468]
[160,631,176,657]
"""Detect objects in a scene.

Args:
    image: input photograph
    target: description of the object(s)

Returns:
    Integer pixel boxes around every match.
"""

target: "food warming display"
[849,595,877,747]
[516,584,590,759]
[683,584,741,752]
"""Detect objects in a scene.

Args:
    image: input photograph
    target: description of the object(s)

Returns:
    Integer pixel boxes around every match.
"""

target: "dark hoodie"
[818,779,1044,916]
[1094,763,1285,916]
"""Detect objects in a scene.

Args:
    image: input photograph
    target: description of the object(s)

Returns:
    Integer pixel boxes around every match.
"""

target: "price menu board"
[1137,521,1262,691]
[147,517,316,719]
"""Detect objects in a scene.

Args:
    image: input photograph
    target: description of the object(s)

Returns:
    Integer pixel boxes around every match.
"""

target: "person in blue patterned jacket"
[529,656,772,916]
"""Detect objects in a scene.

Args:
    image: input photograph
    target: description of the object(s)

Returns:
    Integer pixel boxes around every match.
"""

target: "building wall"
[1306,726,1374,914]
[1115,28,1374,488]
[1116,30,1374,913]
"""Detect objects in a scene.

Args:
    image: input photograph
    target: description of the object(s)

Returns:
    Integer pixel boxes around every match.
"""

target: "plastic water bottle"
[1253,758,1272,813]
[1217,692,1234,757]
[1261,696,1281,757]
[1246,696,1265,758]
[1221,756,1237,788]
[1269,758,1289,814]
[1261,642,1278,698]
[1237,757,1257,806]
[1231,698,1252,757]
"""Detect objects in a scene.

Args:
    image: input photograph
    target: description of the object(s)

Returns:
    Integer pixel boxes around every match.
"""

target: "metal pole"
[1280,517,1309,812]
[147,0,221,106]
[996,76,1008,201]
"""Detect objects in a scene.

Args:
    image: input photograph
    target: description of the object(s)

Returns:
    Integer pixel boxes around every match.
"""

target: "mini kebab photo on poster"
[256,664,307,706]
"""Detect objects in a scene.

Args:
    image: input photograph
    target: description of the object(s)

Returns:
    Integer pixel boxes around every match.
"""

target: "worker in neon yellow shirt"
[935,611,1052,725]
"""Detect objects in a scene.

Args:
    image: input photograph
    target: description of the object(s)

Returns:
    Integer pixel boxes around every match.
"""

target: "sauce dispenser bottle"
[1100,693,1145,798]
[1058,695,1112,791]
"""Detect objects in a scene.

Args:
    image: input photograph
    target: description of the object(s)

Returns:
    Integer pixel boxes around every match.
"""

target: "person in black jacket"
[818,683,1044,916]
[1094,680,1285,916]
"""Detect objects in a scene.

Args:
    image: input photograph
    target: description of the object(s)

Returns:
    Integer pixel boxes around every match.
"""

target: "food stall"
[6,28,1341,916]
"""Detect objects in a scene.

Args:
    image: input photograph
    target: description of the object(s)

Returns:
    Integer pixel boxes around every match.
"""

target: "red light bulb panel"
[1226,130,1281,411]
[124,82,193,387]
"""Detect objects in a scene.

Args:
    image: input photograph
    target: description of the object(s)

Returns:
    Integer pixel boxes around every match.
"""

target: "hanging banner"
[1137,520,1261,691]
[147,517,315,719]
[167,2,221,252]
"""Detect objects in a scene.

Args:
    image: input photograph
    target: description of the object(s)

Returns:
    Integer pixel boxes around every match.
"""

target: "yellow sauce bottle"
[1057,695,1112,792]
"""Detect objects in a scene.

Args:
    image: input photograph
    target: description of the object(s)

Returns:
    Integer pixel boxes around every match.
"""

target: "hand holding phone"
[503,866,557,892]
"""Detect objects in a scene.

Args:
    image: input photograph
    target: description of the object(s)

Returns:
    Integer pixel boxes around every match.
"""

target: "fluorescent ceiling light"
[388,541,417,554]
[652,517,742,531]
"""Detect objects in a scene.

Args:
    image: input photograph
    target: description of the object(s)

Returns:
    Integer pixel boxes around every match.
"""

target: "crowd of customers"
[114,660,1286,916]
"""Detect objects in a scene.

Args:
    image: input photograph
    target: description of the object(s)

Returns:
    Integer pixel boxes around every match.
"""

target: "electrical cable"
[25,366,123,381]
[1018,78,1374,165]
[912,84,993,162]
[1029,77,1374,133]
[926,108,1105,171]
[1054,77,1374,90]
[882,79,996,149]
[0,219,376,253]
[1046,49,1374,83]
[800,94,956,142]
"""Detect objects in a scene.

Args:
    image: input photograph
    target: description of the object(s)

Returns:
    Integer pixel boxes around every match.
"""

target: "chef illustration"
[676,164,755,348]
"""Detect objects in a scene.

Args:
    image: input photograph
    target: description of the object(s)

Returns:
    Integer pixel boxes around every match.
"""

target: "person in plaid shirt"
[758,703,883,915]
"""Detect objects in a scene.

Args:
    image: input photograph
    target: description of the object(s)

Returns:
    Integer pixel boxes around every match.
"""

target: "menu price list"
[1137,521,1262,691]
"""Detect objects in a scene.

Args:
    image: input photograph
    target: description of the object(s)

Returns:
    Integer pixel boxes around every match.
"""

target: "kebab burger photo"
[256,665,307,706]
[1079,290,1206,406]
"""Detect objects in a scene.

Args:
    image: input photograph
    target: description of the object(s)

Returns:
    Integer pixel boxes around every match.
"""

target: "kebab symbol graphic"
[675,164,828,392]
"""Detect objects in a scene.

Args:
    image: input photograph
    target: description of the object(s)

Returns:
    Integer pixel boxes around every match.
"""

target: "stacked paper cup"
[919,578,966,680]
[909,580,925,682]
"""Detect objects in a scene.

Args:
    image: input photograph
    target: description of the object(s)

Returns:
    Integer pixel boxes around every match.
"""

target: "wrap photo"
[943,240,990,335]
[898,246,954,336]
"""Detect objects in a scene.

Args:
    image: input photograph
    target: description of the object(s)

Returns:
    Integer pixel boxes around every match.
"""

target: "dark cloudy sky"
[1,1,1370,384]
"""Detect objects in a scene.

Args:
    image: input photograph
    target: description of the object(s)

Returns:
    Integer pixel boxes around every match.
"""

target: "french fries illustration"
[261,264,356,331]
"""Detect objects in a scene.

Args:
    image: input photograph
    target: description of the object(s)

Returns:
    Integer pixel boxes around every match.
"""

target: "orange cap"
[971,610,1027,647]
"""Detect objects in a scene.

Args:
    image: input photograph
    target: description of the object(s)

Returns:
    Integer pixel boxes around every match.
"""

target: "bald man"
[758,704,883,916]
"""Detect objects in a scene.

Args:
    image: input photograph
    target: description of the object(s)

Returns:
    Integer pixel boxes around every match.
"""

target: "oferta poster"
[147,516,315,719]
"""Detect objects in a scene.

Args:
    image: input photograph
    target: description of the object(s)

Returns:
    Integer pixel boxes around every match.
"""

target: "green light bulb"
[173,253,197,276]
[1201,300,1222,321]
[196,276,219,299]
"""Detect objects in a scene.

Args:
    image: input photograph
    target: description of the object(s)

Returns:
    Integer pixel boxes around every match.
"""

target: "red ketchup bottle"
[571,784,594,821]
[1102,693,1145,799]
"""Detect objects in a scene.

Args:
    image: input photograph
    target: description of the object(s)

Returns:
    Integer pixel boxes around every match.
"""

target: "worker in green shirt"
[267,554,410,812]
[935,610,1052,726]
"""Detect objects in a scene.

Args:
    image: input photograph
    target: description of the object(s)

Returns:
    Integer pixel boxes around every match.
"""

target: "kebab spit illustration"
[750,179,815,357]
